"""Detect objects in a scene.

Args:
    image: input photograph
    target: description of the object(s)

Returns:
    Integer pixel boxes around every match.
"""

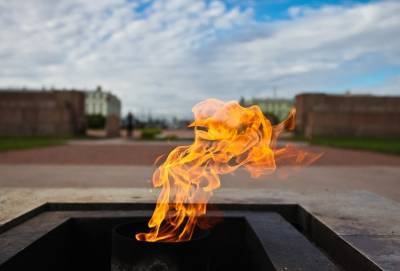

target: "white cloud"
[0,0,399,118]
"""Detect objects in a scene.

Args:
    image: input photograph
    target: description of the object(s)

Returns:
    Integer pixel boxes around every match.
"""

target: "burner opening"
[111,221,211,271]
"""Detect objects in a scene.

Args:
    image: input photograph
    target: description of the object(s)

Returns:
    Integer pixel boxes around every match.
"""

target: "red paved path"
[0,141,400,166]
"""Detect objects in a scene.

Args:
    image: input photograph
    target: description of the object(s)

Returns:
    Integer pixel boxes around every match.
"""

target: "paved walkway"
[0,165,399,202]
[0,139,399,166]
[1,139,400,270]
[0,140,399,202]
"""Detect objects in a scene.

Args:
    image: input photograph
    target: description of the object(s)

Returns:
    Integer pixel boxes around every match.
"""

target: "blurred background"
[0,1,400,265]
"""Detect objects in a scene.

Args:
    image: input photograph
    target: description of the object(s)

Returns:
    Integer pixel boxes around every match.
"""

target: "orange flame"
[136,98,320,242]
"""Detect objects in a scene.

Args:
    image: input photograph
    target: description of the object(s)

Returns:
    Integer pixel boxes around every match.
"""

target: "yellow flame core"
[136,99,319,242]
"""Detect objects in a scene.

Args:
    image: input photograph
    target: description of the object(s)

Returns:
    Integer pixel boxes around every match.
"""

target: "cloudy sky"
[0,0,399,118]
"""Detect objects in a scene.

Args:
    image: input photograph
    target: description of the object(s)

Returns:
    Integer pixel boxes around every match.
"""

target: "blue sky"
[225,0,377,20]
[0,0,399,117]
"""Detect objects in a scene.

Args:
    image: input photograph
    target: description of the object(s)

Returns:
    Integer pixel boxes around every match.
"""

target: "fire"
[136,98,320,242]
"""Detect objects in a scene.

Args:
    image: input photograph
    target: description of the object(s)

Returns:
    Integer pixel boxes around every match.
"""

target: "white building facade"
[85,87,121,117]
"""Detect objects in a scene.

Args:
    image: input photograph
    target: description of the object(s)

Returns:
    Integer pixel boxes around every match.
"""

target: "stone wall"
[295,93,400,138]
[0,90,86,136]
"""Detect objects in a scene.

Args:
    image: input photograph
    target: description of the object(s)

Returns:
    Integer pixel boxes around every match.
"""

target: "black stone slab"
[0,203,384,271]
[248,213,338,270]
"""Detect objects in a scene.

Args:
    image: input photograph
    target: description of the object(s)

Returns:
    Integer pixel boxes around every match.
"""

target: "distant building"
[0,89,86,136]
[241,98,294,122]
[295,93,400,138]
[85,86,121,118]
[171,117,192,129]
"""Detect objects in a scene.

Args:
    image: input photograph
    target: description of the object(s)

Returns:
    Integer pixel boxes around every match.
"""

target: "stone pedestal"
[106,115,121,138]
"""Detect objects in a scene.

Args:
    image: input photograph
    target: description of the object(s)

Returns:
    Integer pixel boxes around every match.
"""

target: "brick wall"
[105,115,121,138]
[0,90,86,136]
[295,93,400,138]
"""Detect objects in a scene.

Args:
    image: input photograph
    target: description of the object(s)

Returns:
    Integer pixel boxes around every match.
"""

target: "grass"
[0,136,68,152]
[290,136,400,155]
[140,128,163,140]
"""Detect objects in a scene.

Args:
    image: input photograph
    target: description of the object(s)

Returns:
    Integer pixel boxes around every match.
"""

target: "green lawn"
[0,137,68,152]
[292,136,400,155]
